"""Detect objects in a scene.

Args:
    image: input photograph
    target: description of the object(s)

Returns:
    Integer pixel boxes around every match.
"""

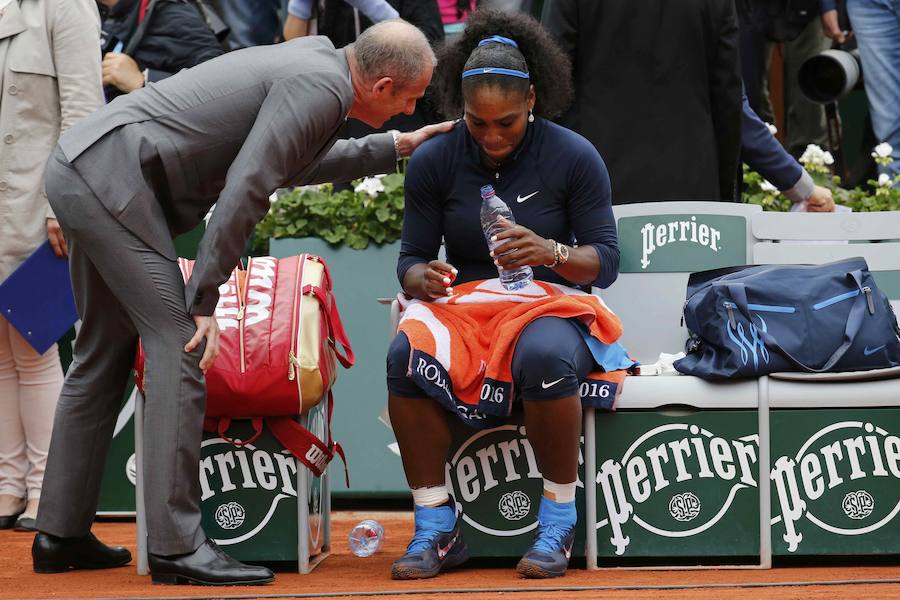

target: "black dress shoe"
[32,532,132,573]
[149,539,274,586]
[14,517,37,532]
[0,512,23,529]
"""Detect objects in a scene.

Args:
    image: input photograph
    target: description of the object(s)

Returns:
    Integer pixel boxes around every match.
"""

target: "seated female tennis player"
[386,9,630,580]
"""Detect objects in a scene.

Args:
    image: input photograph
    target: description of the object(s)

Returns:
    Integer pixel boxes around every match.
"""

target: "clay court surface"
[2,511,900,599]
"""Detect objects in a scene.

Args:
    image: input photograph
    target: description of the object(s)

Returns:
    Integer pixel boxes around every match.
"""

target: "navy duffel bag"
[674,257,900,379]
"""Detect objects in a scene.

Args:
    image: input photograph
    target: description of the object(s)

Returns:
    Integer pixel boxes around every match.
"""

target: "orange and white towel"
[397,278,637,428]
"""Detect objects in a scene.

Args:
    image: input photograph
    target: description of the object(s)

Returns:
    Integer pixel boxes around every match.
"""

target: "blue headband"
[478,35,518,48]
[462,36,529,80]
[462,67,530,79]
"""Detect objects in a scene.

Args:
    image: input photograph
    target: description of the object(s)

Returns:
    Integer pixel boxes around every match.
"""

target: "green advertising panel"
[97,388,138,513]
[617,214,747,273]
[445,413,586,558]
[594,411,760,559]
[199,412,328,563]
[771,408,900,556]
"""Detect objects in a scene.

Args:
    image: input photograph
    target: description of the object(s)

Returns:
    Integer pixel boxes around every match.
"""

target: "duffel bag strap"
[726,270,867,373]
[303,284,355,368]
[203,417,265,447]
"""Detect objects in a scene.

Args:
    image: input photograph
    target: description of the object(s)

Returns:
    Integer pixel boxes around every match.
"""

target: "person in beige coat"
[0,0,103,531]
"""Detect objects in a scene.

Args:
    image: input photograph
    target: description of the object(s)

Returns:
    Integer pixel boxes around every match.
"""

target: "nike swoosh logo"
[541,376,565,389]
[517,191,539,203]
[437,532,457,560]
[864,344,886,356]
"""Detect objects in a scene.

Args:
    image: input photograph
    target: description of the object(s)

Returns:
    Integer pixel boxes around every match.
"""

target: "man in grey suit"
[32,20,446,585]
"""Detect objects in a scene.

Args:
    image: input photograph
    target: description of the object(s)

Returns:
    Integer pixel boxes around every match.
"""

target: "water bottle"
[480,185,533,291]
[348,519,384,557]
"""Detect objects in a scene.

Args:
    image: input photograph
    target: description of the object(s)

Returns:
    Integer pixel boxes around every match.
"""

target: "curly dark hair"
[432,9,573,120]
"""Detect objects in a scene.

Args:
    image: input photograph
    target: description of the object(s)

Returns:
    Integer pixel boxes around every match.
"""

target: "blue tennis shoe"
[516,497,576,578]
[391,504,468,580]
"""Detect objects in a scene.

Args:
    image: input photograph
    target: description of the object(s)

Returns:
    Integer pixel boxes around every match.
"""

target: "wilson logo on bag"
[135,254,353,480]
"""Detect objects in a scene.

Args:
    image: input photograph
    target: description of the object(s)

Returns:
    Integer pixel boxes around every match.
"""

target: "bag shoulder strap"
[726,269,867,373]
[202,408,349,486]
[266,391,349,486]
[303,283,354,368]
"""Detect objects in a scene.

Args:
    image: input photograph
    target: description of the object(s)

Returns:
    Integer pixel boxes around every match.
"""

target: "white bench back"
[751,211,900,316]
[602,202,761,363]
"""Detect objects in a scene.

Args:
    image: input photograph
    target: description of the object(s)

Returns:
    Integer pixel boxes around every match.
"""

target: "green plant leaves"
[743,163,900,212]
[375,206,392,222]
[253,175,405,253]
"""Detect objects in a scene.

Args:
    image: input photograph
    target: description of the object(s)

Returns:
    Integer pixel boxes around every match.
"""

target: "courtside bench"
[589,202,769,569]
[753,210,900,559]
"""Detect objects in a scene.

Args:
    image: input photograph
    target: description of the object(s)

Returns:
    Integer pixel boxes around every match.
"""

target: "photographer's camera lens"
[799,49,862,104]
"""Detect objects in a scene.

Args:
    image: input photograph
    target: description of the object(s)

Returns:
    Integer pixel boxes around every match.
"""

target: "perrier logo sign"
[772,417,900,554]
[596,420,759,556]
[445,424,584,537]
[617,214,747,273]
[199,436,301,546]
[196,412,327,561]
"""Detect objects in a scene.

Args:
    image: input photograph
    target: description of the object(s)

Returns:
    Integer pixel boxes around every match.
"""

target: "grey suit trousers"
[37,149,207,556]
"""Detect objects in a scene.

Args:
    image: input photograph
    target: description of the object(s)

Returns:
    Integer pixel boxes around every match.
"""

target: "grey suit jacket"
[58,36,397,315]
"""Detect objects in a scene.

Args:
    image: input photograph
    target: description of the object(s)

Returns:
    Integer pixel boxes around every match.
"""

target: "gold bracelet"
[544,239,560,268]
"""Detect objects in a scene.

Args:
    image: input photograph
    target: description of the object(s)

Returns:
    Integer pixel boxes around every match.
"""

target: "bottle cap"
[480,185,495,198]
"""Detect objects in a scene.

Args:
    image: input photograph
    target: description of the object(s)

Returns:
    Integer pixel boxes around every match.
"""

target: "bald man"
[33,20,447,586]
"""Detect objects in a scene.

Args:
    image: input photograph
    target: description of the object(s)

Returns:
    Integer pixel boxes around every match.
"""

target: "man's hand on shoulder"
[396,121,455,158]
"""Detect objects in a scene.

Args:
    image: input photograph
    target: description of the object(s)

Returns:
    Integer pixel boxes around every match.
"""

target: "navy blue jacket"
[398,119,619,291]
[741,92,804,190]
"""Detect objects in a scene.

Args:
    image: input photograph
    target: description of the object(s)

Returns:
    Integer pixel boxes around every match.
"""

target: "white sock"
[411,485,449,507]
[543,478,576,503]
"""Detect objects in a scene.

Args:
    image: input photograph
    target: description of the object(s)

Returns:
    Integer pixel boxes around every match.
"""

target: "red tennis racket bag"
[135,254,353,479]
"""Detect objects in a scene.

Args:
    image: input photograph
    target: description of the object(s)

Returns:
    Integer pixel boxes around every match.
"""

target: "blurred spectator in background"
[439,0,474,41]
[283,0,398,40]
[287,5,443,142]
[821,0,900,180]
[305,0,442,48]
[214,0,282,48]
[542,0,743,204]
[99,0,225,102]
[0,0,103,532]
[737,0,832,158]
